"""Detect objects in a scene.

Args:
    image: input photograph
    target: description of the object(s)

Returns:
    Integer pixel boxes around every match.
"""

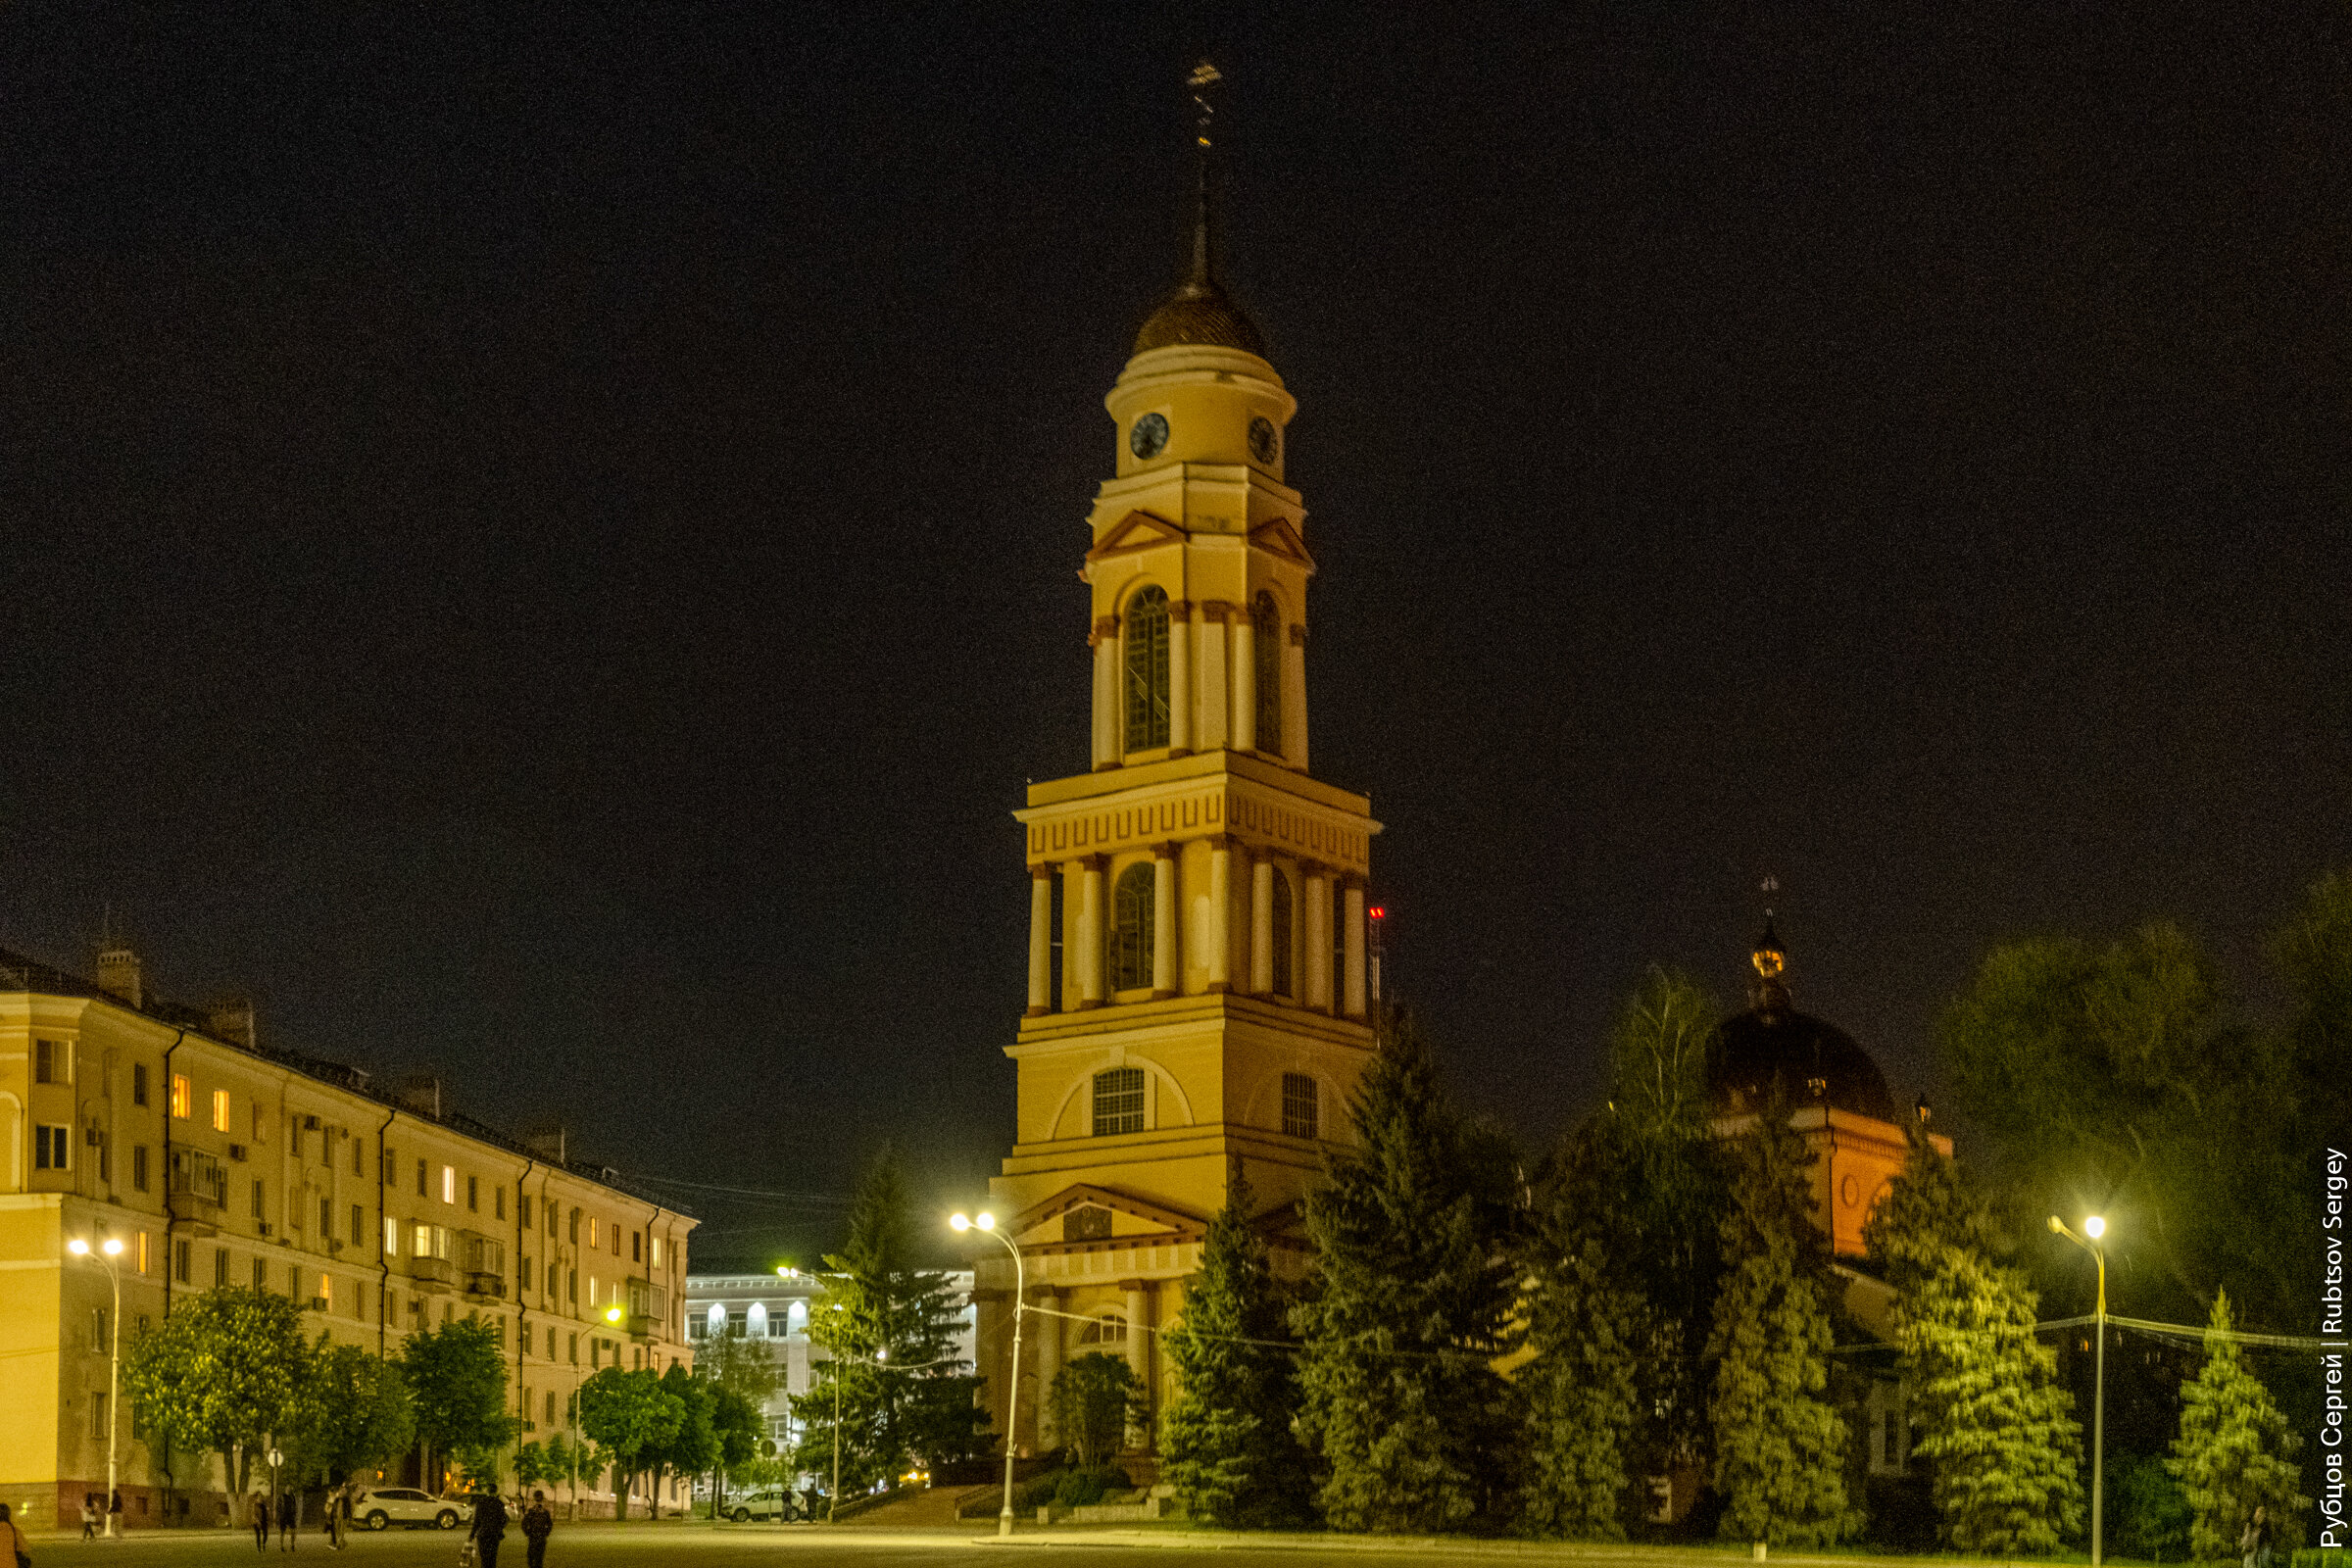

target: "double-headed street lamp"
[2049,1213,2109,1567]
[66,1237,125,1540]
[950,1210,1022,1539]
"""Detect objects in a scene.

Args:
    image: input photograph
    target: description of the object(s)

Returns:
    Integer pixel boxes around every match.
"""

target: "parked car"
[353,1488,473,1531]
[720,1485,797,1523]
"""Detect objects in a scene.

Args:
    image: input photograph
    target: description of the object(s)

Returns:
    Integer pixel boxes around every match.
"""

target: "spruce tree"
[1159,1178,1312,1527]
[2168,1290,2309,1558]
[1706,1090,1858,1547]
[1863,1124,2082,1553]
[1292,1010,1519,1533]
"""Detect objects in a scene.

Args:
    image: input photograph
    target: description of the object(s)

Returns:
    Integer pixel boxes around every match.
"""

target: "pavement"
[8,1519,2132,1568]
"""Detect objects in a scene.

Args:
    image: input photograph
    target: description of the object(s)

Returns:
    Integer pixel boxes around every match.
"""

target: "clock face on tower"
[1248,416,1278,466]
[1129,413,1169,460]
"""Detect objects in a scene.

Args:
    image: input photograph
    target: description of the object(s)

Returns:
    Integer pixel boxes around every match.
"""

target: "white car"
[720,1485,796,1523]
[353,1488,473,1532]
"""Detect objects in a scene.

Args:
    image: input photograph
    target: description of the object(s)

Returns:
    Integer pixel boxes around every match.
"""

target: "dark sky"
[4,4,2348,1270]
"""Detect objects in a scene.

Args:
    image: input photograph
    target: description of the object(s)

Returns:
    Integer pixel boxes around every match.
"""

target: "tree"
[1292,1009,1520,1533]
[2168,1291,2309,1558]
[577,1366,683,1519]
[1049,1353,1149,1471]
[1706,1090,1857,1547]
[706,1384,766,1514]
[121,1287,314,1495]
[1158,1178,1311,1527]
[284,1338,416,1491]
[513,1441,553,1492]
[400,1317,515,1488]
[692,1326,780,1518]
[1863,1124,2082,1552]
[644,1362,715,1519]
[798,1146,988,1493]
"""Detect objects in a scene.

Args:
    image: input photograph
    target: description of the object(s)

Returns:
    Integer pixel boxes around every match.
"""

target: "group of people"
[466,1488,558,1568]
[0,1482,545,1565]
[245,1490,302,1551]
[74,1492,122,1539]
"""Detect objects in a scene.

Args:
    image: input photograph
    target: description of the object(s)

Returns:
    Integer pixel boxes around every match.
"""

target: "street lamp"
[2050,1214,2109,1566]
[952,1210,1022,1539]
[67,1237,125,1539]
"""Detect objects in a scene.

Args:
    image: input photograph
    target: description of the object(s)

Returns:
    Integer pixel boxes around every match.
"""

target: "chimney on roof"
[95,944,143,1009]
[208,1000,256,1050]
[524,1126,570,1165]
[395,1073,444,1119]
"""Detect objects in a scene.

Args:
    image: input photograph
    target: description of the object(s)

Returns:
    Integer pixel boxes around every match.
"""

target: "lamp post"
[2050,1214,2109,1567]
[67,1237,125,1539]
[952,1210,1023,1539]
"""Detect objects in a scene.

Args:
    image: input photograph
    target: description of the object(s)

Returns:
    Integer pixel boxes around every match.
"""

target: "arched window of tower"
[1076,1312,1128,1346]
[1123,586,1171,753]
[1092,1066,1146,1137]
[1270,867,1295,997]
[1251,592,1281,755]
[1110,864,1156,992]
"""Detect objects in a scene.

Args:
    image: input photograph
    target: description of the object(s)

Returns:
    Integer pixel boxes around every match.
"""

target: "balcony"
[410,1256,455,1293]
[167,1152,227,1237]
[464,1272,506,1301]
[167,1191,222,1236]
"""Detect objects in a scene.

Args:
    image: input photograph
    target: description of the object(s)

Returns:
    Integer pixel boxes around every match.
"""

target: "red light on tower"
[1367,906,1386,920]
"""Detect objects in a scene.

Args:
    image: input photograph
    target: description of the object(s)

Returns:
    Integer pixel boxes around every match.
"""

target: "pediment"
[1085,510,1189,564]
[1247,517,1316,570]
[1008,1183,1208,1252]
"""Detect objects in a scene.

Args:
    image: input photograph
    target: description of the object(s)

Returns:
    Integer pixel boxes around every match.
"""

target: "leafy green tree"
[284,1338,416,1490]
[1292,1009,1520,1534]
[400,1317,515,1487]
[122,1286,314,1495]
[645,1362,715,1519]
[705,1384,766,1513]
[798,1146,988,1492]
[577,1366,682,1519]
[2168,1291,2310,1557]
[1863,1123,2082,1552]
[1048,1352,1148,1471]
[1706,1090,1857,1547]
[513,1441,552,1491]
[1158,1178,1311,1527]
[696,1325,782,1407]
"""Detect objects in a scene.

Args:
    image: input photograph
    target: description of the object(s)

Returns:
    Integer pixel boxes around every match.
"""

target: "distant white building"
[683,1270,978,1451]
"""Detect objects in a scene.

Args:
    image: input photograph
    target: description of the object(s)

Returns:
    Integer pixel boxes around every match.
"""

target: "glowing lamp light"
[950,1211,997,1233]
[104,1238,123,1255]
[67,1239,90,1255]
[1368,906,1386,919]
[605,1305,624,1324]
[949,1214,969,1233]
[2083,1215,2106,1240]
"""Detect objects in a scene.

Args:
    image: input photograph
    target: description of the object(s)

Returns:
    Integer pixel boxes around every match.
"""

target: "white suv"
[354,1488,473,1531]
[721,1485,796,1523]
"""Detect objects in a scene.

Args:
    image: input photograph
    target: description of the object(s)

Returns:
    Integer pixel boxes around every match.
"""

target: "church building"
[970,172,1379,1459]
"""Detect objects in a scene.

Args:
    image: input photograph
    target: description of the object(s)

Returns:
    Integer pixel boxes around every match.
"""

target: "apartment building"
[0,944,697,1530]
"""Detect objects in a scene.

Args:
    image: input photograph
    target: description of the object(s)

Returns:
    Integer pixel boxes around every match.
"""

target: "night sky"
[4,5,2348,1269]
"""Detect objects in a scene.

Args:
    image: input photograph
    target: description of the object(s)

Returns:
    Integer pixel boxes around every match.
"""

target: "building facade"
[0,944,697,1530]
[682,1270,977,1457]
[971,182,1381,1459]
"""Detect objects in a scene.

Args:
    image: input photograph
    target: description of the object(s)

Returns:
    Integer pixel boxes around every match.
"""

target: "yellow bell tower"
[976,81,1381,1458]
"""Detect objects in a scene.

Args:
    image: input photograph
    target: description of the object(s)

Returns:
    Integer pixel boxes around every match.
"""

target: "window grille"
[1076,1313,1127,1345]
[1270,869,1294,997]
[1123,587,1171,752]
[1110,863,1156,992]
[1252,592,1282,755]
[1282,1073,1319,1141]
[1092,1067,1146,1137]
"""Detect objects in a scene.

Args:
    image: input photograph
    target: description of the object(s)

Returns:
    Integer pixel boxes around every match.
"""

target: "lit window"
[588,1216,599,1249]
[385,1218,399,1256]
[1282,1072,1319,1140]
[589,1276,599,1306]
[442,1166,455,1204]
[413,1223,431,1257]
[136,1233,150,1274]
[1110,864,1156,992]
[1092,1067,1146,1137]
[1123,586,1171,752]
[171,1075,190,1119]
[650,1236,662,1268]
[211,1090,230,1133]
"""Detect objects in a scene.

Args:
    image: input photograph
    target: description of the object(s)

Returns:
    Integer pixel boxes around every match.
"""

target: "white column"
[1197,604,1230,750]
[1342,881,1367,1018]
[1122,1282,1153,1451]
[1033,1287,1062,1448]
[1026,869,1054,1016]
[1230,611,1256,753]
[1092,617,1120,769]
[1283,621,1308,768]
[1151,847,1178,997]
[1167,603,1193,755]
[1250,856,1274,995]
[1304,866,1332,1011]
[1206,838,1233,992]
[1077,857,1106,1007]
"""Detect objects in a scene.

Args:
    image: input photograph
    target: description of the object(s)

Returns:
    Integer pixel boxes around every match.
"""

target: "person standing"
[251,1492,271,1551]
[1,1501,31,1568]
[520,1492,553,1568]
[2242,1505,2272,1568]
[78,1496,96,1540]
[107,1491,122,1535]
[276,1489,296,1552]
[469,1489,510,1568]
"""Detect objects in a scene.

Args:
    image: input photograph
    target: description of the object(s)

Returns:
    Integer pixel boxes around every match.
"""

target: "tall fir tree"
[1292,1010,1520,1533]
[1706,1089,1858,1547]
[1159,1177,1312,1527]
[2169,1290,2309,1558]
[1518,1170,1646,1538]
[1863,1122,2082,1553]
[797,1145,988,1492]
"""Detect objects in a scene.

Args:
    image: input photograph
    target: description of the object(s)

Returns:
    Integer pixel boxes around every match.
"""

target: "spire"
[1749,875,1791,1013]
[1132,58,1266,359]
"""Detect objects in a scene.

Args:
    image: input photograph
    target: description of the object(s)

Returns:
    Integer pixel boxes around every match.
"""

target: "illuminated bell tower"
[975,68,1380,1457]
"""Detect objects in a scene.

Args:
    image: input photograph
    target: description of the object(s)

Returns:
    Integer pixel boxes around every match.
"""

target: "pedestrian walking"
[107,1492,122,1533]
[277,1489,297,1552]
[78,1495,96,1540]
[468,1488,510,1568]
[1,1501,29,1568]
[520,1491,553,1568]
[250,1492,271,1550]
